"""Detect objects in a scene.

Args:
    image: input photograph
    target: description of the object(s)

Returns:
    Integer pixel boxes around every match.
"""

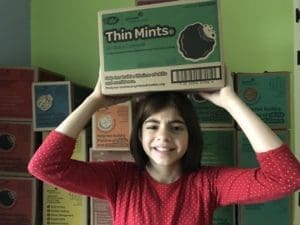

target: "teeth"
[155,147,170,152]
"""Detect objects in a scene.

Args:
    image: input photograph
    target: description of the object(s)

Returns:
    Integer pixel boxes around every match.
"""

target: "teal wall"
[31,0,294,88]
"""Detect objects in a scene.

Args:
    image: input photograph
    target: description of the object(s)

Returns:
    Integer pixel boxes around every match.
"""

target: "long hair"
[130,92,203,174]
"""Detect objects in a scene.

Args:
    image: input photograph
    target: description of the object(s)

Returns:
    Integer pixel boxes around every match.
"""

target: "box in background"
[0,67,64,121]
[0,177,37,225]
[189,95,234,127]
[201,128,236,225]
[89,149,134,225]
[201,128,236,166]
[235,71,290,129]
[98,0,225,95]
[42,129,90,160]
[42,130,89,225]
[237,130,291,225]
[32,81,92,131]
[0,121,39,176]
[92,101,132,151]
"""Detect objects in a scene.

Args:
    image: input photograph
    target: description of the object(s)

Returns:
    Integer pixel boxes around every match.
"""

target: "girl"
[28,72,300,225]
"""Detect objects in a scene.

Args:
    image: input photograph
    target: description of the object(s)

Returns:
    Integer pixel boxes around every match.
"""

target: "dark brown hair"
[130,92,203,174]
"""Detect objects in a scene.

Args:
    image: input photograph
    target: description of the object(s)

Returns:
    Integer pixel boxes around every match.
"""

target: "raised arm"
[28,71,131,197]
[56,72,130,138]
[197,70,300,206]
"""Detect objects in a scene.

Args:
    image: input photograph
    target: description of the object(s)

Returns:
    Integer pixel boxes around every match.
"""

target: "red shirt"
[28,131,300,225]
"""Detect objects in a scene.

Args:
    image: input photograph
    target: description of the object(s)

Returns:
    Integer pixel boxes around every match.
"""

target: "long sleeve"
[27,131,125,200]
[28,131,76,184]
[213,145,300,206]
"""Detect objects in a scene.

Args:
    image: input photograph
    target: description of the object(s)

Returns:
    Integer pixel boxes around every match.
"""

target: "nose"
[155,126,171,142]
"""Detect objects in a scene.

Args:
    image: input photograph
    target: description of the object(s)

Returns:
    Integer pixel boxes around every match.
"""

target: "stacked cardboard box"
[235,71,291,225]
[89,151,134,225]
[0,177,38,225]
[195,71,291,225]
[31,80,92,225]
[201,128,237,225]
[0,67,65,225]
[90,101,133,224]
[42,131,90,225]
[237,130,291,225]
[0,122,35,177]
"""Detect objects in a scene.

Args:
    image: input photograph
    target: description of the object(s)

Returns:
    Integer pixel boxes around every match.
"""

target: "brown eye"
[170,124,185,132]
[146,125,158,130]
[144,122,158,130]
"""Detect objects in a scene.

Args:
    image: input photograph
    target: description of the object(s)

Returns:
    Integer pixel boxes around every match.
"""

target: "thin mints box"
[98,0,225,95]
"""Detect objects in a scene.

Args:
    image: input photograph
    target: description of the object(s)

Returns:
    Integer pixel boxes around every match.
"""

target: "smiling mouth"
[153,147,174,152]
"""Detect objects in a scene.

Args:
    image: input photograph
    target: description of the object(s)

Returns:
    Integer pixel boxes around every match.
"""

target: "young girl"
[28,72,300,225]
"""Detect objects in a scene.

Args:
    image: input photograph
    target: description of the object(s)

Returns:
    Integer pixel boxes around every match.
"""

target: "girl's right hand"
[91,70,132,109]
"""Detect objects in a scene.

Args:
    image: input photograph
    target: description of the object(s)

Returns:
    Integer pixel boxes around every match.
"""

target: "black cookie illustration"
[0,189,17,208]
[178,23,216,61]
[0,133,16,152]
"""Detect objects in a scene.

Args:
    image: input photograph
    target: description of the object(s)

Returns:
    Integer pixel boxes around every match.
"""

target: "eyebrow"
[144,118,185,124]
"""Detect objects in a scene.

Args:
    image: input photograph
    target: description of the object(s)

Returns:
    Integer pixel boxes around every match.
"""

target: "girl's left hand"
[195,69,237,109]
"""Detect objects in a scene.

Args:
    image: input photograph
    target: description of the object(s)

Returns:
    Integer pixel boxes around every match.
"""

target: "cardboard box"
[42,130,89,225]
[32,81,92,131]
[98,0,225,95]
[0,67,64,121]
[239,197,291,225]
[89,150,134,225]
[201,128,236,225]
[92,101,132,150]
[235,72,290,129]
[201,128,236,166]
[0,177,37,225]
[43,185,89,225]
[189,95,234,127]
[237,130,291,225]
[0,121,38,176]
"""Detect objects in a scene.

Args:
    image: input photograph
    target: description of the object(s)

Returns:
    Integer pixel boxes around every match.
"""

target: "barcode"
[171,66,222,83]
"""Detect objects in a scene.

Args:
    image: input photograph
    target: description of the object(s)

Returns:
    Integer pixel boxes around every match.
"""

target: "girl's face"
[140,107,189,169]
